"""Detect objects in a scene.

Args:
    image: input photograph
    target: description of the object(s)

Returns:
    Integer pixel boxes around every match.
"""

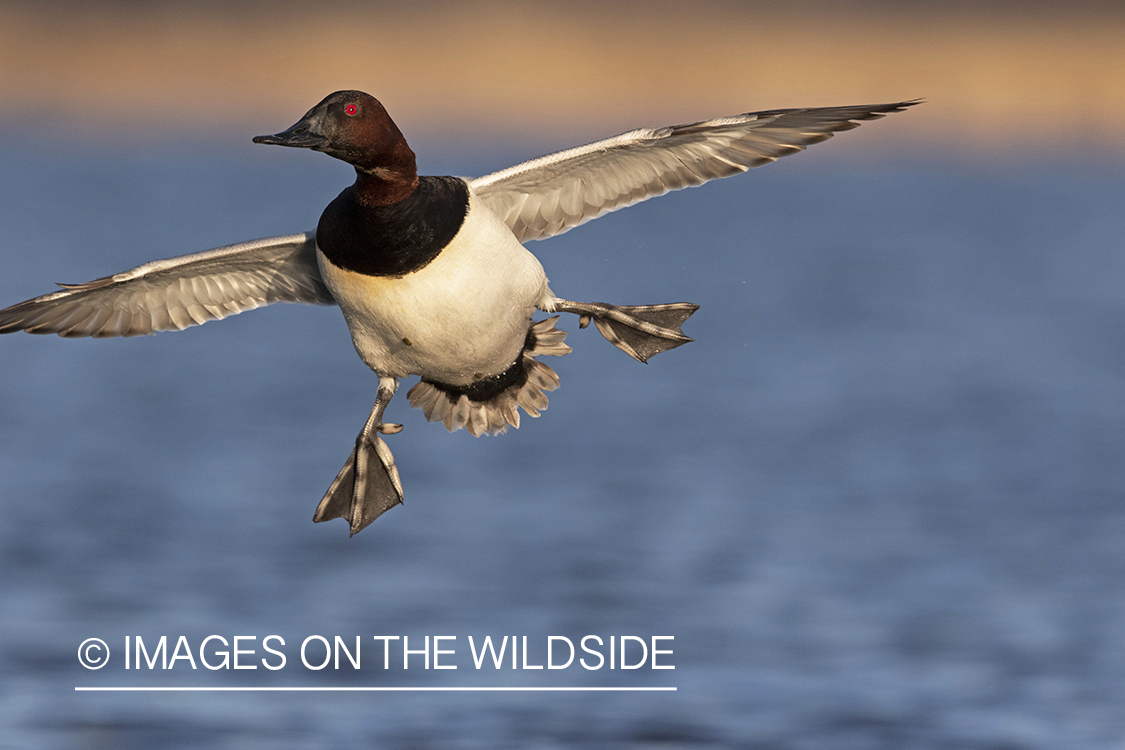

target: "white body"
[316,188,555,386]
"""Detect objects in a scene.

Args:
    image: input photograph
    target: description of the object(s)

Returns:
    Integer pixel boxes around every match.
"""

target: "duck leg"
[553,300,699,363]
[314,376,404,536]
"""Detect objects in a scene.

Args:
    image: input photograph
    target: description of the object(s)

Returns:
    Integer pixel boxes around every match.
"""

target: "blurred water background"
[2,1,1125,748]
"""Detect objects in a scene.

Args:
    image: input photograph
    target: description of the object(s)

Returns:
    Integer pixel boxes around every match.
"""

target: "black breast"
[316,176,470,276]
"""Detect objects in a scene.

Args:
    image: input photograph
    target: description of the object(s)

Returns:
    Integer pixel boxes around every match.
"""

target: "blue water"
[1,133,1124,749]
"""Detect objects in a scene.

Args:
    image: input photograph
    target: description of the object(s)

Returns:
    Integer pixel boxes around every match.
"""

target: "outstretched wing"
[0,232,334,338]
[472,100,919,243]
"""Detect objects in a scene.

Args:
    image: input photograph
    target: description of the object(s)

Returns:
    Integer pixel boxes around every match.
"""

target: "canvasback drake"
[0,91,918,535]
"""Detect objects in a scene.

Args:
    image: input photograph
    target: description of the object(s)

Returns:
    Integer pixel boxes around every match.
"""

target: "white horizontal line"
[75,686,676,692]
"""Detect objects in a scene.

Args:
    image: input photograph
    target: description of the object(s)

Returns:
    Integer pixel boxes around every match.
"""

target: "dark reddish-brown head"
[254,91,417,197]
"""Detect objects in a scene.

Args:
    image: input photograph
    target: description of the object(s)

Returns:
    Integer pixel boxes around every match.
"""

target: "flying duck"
[0,92,917,535]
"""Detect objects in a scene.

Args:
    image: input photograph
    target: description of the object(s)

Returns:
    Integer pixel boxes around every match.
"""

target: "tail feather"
[406,316,570,436]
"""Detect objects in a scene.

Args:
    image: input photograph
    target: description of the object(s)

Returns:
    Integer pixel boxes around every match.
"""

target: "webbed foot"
[314,378,403,536]
[555,300,699,362]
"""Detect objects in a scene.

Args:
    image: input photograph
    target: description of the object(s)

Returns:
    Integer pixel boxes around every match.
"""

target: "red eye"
[344,104,358,116]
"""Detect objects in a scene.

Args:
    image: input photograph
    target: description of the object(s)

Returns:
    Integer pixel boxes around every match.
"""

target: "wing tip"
[865,97,925,118]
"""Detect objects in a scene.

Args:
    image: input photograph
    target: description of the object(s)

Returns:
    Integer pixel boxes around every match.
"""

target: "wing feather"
[0,232,334,338]
[472,100,919,242]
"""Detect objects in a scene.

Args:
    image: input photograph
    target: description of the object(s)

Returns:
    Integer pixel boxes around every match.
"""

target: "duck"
[0,91,918,536]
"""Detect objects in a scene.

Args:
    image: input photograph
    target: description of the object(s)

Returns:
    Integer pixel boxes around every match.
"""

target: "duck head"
[254,91,418,202]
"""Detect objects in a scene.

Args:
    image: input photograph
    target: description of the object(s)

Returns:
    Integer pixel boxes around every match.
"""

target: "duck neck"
[353,144,419,207]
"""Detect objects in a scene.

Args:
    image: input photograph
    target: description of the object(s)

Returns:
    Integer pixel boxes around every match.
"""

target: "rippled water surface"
[1,135,1123,749]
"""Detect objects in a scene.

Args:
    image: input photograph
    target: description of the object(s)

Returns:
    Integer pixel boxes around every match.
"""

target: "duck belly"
[318,192,551,385]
